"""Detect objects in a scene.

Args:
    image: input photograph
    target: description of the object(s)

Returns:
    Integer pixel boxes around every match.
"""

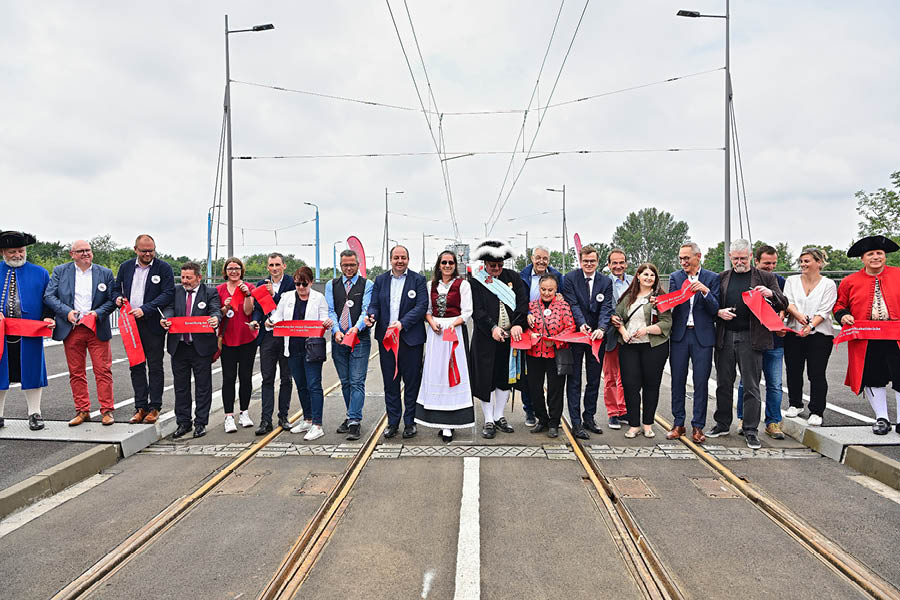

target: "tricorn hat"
[0,231,37,249]
[847,235,899,258]
[472,238,514,262]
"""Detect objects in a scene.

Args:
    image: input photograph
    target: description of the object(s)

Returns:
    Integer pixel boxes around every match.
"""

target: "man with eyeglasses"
[603,248,632,430]
[705,239,787,449]
[249,252,295,434]
[667,241,720,444]
[115,234,174,425]
[562,244,614,440]
[45,240,117,426]
[325,249,374,441]
[518,245,562,426]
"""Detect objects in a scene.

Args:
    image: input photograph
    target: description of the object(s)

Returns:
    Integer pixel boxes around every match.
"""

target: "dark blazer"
[562,269,614,333]
[45,262,117,341]
[519,264,563,293]
[163,284,222,357]
[668,268,721,347]
[369,269,428,346]
[716,267,788,352]
[251,276,296,342]
[115,258,175,334]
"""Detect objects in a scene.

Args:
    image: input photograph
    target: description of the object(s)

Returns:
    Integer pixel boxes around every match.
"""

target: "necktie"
[585,275,592,301]
[185,290,193,343]
[340,279,352,331]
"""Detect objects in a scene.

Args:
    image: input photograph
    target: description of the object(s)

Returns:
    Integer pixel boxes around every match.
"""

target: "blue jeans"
[331,336,370,423]
[737,346,783,425]
[288,350,324,425]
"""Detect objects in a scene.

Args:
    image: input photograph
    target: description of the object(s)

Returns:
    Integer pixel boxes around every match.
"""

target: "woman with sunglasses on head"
[217,257,258,433]
[614,263,672,439]
[267,267,333,441]
[415,251,475,442]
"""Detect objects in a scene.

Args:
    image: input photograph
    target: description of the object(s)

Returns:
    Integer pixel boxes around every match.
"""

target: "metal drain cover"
[610,476,658,499]
[214,471,267,495]
[296,472,340,496]
[689,477,740,498]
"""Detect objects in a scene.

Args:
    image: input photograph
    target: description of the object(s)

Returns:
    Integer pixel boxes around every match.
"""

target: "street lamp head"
[252,24,275,31]
[677,10,701,17]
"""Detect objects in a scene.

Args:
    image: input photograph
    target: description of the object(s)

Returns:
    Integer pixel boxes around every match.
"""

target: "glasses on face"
[294,280,310,287]
[136,248,155,254]
[582,259,597,265]
[341,263,358,269]
[440,260,456,266]
[73,249,92,255]
[226,266,241,272]
[731,256,749,262]
[678,256,692,263]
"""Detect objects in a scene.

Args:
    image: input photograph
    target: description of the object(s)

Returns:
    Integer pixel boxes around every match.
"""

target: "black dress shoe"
[336,419,350,434]
[481,422,496,439]
[384,424,399,438]
[896,422,900,435]
[402,424,417,439]
[255,421,273,436]
[193,424,207,438]
[347,422,361,441]
[172,423,192,439]
[0,417,5,428]
[530,421,549,433]
[28,413,45,431]
[583,420,602,434]
[278,416,292,430]
[547,427,559,438]
[494,417,514,433]
[572,426,590,440]
[873,418,891,435]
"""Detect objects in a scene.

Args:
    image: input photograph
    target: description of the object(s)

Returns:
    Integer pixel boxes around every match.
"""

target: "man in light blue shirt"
[603,248,632,429]
[324,249,374,441]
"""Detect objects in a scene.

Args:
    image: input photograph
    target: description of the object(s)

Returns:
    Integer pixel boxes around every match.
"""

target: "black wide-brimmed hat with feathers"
[0,231,37,249]
[473,238,514,262]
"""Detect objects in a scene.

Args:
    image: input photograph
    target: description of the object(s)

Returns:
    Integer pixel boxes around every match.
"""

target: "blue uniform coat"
[1,262,50,390]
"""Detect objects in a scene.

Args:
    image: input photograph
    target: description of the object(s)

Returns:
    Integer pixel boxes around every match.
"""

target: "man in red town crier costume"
[833,234,900,435]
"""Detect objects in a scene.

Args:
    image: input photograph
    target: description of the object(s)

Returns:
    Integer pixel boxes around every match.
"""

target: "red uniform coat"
[833,265,900,394]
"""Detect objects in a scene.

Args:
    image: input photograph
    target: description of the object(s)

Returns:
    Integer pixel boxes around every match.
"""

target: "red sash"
[546,330,605,361]
[442,327,461,387]
[656,279,694,313]
[77,313,97,333]
[168,316,215,334]
[119,301,146,367]
[341,328,359,349]
[0,316,53,362]
[511,331,536,350]
[229,286,245,313]
[834,320,900,345]
[251,285,277,314]
[383,326,400,379]
[742,289,799,333]
[273,320,327,338]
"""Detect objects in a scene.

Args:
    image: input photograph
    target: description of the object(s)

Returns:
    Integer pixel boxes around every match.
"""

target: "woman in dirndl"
[415,251,475,442]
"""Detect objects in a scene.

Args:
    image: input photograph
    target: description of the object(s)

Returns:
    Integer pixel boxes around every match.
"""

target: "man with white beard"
[0,231,55,430]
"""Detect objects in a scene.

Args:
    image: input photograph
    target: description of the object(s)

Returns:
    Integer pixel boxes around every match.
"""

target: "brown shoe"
[765,422,785,440]
[692,427,707,444]
[129,408,147,424]
[68,411,91,427]
[101,412,114,426]
[143,409,160,424]
[665,425,686,440]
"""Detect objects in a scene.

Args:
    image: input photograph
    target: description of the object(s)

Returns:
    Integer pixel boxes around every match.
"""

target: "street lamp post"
[332,240,344,277]
[382,189,404,269]
[224,16,274,258]
[677,2,730,269]
[546,186,567,272]
[303,202,320,281]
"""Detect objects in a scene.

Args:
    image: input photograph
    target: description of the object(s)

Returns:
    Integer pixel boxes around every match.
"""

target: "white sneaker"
[290,420,312,434]
[239,410,254,428]
[784,406,803,418]
[224,415,237,433]
[304,424,325,441]
[807,414,823,427]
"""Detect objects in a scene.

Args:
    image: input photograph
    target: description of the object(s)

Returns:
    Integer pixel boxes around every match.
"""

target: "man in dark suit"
[562,244,613,439]
[364,245,428,439]
[44,239,117,426]
[115,234,175,425]
[249,252,295,434]
[705,239,787,450]
[161,261,221,439]
[518,245,562,426]
[667,241,720,444]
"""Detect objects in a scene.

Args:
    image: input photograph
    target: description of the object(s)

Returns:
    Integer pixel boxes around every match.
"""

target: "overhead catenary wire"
[212,96,227,264]
[730,99,752,245]
[237,146,722,160]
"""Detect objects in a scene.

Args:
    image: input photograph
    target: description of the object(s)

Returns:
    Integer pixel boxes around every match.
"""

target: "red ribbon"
[833,320,900,345]
[77,313,97,333]
[656,279,694,313]
[510,331,536,350]
[545,330,604,360]
[382,326,400,379]
[273,320,327,337]
[229,286,246,314]
[251,285,277,314]
[1,316,53,337]
[341,328,359,349]
[442,327,461,387]
[741,290,799,333]
[119,301,146,367]
[168,316,215,334]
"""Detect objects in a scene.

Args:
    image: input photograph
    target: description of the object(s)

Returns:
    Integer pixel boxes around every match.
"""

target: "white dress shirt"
[389,270,407,323]
[73,265,93,313]
[686,272,699,327]
[130,260,152,308]
[784,275,837,336]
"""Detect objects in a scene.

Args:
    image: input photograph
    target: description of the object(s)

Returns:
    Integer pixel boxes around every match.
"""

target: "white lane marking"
[421,569,436,598]
[88,366,226,419]
[848,475,900,505]
[0,473,114,540]
[454,456,480,600]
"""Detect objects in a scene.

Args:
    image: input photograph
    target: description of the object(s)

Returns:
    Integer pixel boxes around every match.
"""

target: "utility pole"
[724,0,731,270]
[383,187,389,269]
[224,15,233,258]
[562,184,567,273]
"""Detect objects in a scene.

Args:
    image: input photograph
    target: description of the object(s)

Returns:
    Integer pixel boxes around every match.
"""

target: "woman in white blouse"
[414,251,475,442]
[783,248,838,426]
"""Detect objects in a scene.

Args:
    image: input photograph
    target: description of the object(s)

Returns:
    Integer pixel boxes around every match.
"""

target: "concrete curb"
[843,446,900,492]
[0,444,119,519]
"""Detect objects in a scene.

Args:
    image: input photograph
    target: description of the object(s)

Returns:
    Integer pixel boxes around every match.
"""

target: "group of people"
[1,229,899,448]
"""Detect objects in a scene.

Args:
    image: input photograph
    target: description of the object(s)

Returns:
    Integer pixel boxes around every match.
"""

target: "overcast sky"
[3,1,899,270]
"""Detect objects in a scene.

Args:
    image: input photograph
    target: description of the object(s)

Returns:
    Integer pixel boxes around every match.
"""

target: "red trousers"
[603,346,627,417]
[63,324,114,413]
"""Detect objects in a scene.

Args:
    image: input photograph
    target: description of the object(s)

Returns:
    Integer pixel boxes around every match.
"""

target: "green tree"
[752,240,793,271]
[702,241,725,273]
[612,208,688,274]
[799,244,861,274]
[855,171,900,267]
